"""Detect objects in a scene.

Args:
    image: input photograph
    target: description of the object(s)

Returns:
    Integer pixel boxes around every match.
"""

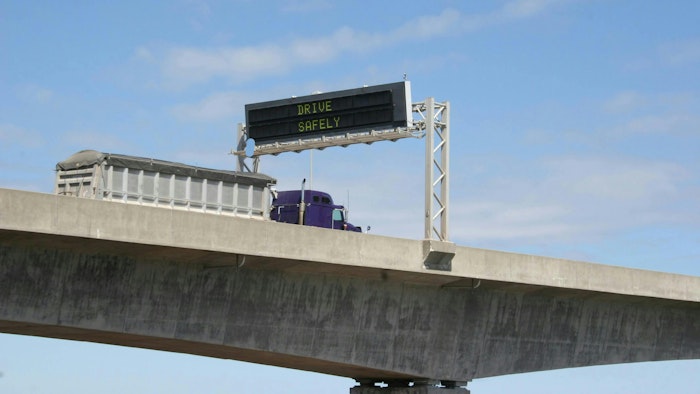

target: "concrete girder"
[1,234,699,383]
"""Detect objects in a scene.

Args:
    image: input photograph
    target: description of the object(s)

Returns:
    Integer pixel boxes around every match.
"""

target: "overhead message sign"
[245,81,412,144]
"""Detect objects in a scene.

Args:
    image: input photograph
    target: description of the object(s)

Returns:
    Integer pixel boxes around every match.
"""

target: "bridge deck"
[1,188,698,302]
[1,188,698,382]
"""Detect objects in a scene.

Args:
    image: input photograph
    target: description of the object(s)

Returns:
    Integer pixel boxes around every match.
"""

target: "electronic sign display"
[245,81,412,144]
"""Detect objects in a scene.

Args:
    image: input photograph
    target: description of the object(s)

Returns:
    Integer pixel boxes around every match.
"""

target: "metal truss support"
[250,128,421,156]
[234,123,259,173]
[414,98,450,242]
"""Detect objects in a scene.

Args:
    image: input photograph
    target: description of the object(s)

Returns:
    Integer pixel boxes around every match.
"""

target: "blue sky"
[1,0,699,393]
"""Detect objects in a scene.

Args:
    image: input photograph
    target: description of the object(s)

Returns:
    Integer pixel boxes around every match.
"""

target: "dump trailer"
[55,150,363,232]
[55,150,276,220]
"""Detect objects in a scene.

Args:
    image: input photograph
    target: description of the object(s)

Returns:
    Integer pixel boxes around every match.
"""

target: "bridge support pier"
[351,380,469,394]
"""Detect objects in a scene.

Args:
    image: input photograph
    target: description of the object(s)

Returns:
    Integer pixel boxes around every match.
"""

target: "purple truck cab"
[270,189,361,232]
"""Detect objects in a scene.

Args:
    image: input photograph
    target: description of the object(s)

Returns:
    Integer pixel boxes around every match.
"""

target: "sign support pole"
[236,123,259,173]
[416,98,450,242]
[416,98,454,270]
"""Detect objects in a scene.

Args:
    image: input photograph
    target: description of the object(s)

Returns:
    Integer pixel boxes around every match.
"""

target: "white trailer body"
[55,150,276,220]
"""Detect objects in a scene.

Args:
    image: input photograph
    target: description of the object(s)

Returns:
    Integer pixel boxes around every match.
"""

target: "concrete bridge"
[1,188,698,393]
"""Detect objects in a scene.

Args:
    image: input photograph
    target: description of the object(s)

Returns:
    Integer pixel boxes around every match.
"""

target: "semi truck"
[54,150,361,231]
[271,180,361,232]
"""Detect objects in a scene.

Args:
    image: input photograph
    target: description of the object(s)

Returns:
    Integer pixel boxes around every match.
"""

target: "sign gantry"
[233,82,450,245]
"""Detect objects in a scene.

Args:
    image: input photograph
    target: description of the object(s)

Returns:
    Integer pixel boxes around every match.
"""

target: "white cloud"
[659,38,700,66]
[502,0,563,19]
[452,202,577,241]
[281,0,332,13]
[185,0,211,16]
[450,155,693,244]
[60,130,134,154]
[620,113,699,136]
[134,46,155,63]
[171,85,314,122]
[543,156,686,202]
[150,0,564,88]
[0,124,44,148]
[601,91,700,136]
[389,8,466,41]
[603,91,647,113]
[171,91,250,121]
[627,37,700,71]
[162,45,289,86]
[604,91,698,114]
[17,84,53,103]
[288,27,365,63]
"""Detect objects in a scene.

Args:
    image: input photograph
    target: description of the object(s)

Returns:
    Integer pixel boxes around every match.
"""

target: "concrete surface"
[1,188,699,384]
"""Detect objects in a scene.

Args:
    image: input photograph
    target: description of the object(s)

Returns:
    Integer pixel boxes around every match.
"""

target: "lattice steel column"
[414,98,450,241]
[234,123,259,173]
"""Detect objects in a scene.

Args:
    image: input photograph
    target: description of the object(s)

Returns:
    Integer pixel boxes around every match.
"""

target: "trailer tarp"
[57,150,276,187]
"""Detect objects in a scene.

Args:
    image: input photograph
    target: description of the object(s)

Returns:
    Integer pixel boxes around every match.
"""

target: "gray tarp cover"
[56,150,276,187]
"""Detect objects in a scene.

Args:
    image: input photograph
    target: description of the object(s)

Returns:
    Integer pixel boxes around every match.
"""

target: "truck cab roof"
[273,190,335,206]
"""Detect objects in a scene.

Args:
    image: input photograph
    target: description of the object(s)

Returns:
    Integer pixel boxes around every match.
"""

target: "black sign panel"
[245,82,411,144]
